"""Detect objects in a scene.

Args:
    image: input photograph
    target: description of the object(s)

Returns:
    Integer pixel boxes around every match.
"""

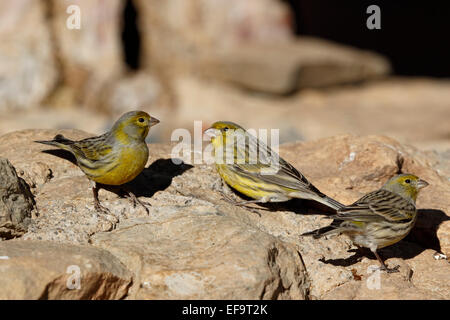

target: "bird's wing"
[70,133,114,169]
[337,189,416,222]
[227,130,324,196]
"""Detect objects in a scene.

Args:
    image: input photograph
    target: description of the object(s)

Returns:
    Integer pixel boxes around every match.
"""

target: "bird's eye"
[138,117,145,123]
[223,127,229,132]
[405,179,411,184]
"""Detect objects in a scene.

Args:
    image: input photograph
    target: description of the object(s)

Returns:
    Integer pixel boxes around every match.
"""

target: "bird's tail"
[316,195,345,211]
[34,134,74,152]
[301,219,341,239]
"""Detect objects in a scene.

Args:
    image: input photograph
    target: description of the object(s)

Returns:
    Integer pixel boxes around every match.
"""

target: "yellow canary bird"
[204,121,344,211]
[302,174,428,273]
[35,111,159,213]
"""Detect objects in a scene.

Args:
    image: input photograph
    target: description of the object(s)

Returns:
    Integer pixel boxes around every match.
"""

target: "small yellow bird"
[35,110,159,213]
[204,121,344,211]
[302,174,429,273]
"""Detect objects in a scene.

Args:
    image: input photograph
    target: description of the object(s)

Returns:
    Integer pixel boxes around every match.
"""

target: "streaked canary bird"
[302,174,428,273]
[35,111,159,213]
[204,121,344,211]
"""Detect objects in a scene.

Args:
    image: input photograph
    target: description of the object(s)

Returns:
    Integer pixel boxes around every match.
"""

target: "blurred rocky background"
[0,0,448,150]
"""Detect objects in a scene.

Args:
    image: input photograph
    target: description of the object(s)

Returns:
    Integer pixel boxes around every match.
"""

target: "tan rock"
[200,38,390,94]
[0,158,35,239]
[134,0,293,104]
[322,244,449,299]
[135,0,292,72]
[50,0,125,107]
[0,240,132,299]
[0,107,111,138]
[98,72,162,116]
[0,129,448,300]
[91,207,308,300]
[0,0,57,110]
[0,129,92,190]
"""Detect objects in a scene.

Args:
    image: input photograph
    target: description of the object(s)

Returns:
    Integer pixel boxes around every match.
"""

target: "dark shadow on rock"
[121,158,193,198]
[223,187,338,216]
[319,243,425,269]
[407,209,449,253]
[276,198,338,216]
[41,149,77,166]
[319,247,366,268]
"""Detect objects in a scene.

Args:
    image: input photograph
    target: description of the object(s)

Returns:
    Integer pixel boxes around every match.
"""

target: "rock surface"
[99,72,162,116]
[199,38,390,94]
[0,129,448,300]
[49,0,125,108]
[135,0,293,72]
[0,158,35,239]
[0,108,112,138]
[0,240,132,299]
[91,209,308,299]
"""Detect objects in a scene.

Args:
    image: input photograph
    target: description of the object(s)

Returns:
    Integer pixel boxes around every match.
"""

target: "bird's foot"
[379,264,400,273]
[219,191,261,216]
[219,190,238,203]
[245,207,262,216]
[94,201,110,215]
[125,191,151,215]
[93,201,118,230]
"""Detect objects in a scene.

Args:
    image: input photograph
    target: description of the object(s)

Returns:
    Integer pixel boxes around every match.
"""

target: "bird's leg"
[91,183,119,231]
[219,186,265,206]
[373,250,400,273]
[123,189,151,214]
[92,183,110,214]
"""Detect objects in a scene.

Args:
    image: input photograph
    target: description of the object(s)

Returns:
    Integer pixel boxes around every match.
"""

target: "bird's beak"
[417,179,429,189]
[149,117,160,127]
[204,127,219,139]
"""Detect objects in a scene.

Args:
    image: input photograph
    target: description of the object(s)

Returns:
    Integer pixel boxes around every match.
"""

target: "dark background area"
[284,0,450,77]
[121,0,141,70]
